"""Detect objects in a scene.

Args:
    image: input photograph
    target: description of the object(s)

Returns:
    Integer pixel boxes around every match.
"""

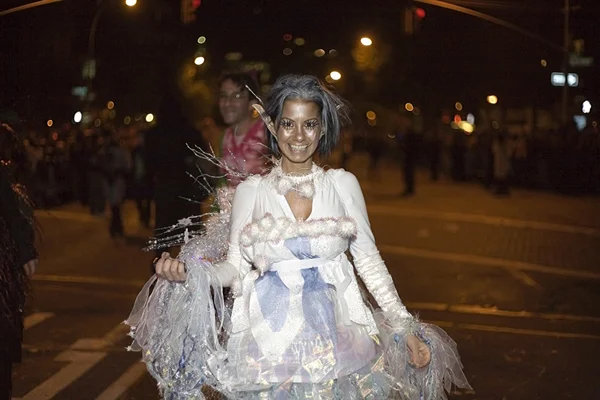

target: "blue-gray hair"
[264,74,350,157]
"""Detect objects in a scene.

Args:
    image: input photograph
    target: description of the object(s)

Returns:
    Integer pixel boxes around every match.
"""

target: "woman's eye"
[305,121,319,130]
[281,121,294,130]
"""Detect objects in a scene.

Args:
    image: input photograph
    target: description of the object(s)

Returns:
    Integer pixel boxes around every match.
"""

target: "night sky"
[1,0,598,124]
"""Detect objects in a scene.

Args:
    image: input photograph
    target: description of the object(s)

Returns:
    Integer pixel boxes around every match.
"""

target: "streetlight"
[329,71,342,81]
[360,37,373,46]
[487,95,498,105]
[85,0,137,122]
[194,56,205,66]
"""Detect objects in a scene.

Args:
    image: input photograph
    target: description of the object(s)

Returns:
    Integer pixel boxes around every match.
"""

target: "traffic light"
[403,6,426,35]
[181,0,201,25]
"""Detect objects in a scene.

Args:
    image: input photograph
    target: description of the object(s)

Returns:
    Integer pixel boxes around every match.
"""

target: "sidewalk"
[345,153,600,230]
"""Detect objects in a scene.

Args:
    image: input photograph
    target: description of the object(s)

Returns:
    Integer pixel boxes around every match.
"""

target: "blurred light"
[487,95,498,105]
[283,48,293,56]
[329,71,342,81]
[314,49,326,57]
[442,115,450,124]
[194,56,205,65]
[405,103,414,112]
[109,110,116,119]
[125,0,137,6]
[413,107,421,116]
[454,114,461,123]
[145,113,155,123]
[197,36,207,44]
[94,119,101,127]
[325,75,334,83]
[492,121,500,129]
[124,116,132,125]
[46,119,53,127]
[458,121,474,134]
[582,100,592,114]
[134,115,142,121]
[415,7,426,19]
[366,111,377,120]
[360,37,373,46]
[573,115,587,131]
[294,37,305,46]
[225,52,243,61]
[51,132,59,141]
[467,113,475,124]
[455,102,463,111]
[367,119,377,126]
[283,33,292,41]
[107,101,115,110]
[541,59,547,67]
[329,49,338,57]
[73,111,83,123]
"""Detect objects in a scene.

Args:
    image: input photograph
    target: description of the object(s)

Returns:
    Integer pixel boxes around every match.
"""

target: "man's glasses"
[219,92,248,102]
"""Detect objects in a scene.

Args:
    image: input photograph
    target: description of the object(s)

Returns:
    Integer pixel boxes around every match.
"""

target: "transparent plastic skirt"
[126,252,470,399]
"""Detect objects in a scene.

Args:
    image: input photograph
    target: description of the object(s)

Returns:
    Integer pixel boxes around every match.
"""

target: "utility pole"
[562,0,570,126]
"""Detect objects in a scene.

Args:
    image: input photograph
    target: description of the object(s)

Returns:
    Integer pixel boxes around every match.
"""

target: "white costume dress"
[126,164,470,399]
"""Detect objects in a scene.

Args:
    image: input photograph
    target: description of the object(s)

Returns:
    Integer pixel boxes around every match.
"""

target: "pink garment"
[221,119,268,185]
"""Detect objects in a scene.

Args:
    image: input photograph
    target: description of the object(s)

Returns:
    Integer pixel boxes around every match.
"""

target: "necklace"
[272,162,322,199]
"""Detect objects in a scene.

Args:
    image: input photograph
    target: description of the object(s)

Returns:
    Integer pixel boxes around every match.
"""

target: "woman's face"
[276,99,321,171]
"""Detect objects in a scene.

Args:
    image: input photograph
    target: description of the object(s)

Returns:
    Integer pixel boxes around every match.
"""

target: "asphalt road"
[11,166,600,400]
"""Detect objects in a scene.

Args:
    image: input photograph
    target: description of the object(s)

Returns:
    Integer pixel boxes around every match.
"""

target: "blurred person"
[0,123,38,399]
[145,92,211,265]
[101,133,132,240]
[88,134,107,216]
[126,74,470,399]
[492,131,510,196]
[218,72,269,186]
[130,131,152,228]
[397,114,417,196]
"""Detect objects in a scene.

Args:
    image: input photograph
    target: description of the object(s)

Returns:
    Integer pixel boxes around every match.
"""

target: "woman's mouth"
[289,144,309,152]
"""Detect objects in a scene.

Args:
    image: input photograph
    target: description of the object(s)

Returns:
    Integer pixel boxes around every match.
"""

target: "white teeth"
[290,144,308,151]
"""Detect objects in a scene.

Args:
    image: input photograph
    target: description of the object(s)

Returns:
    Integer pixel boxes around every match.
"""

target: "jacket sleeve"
[213,178,258,286]
[333,170,412,319]
[0,166,37,266]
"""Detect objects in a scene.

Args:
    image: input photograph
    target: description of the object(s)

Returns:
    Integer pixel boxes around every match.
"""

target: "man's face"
[218,79,253,127]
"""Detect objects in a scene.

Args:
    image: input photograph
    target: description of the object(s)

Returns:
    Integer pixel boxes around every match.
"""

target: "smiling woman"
[126,74,471,400]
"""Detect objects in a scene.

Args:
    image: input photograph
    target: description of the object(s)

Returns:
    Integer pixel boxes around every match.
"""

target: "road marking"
[20,323,129,400]
[380,244,600,280]
[24,312,55,330]
[33,274,147,288]
[368,205,600,236]
[35,210,102,224]
[22,351,107,400]
[505,268,543,290]
[405,302,600,323]
[431,320,600,340]
[95,362,147,400]
[37,284,138,299]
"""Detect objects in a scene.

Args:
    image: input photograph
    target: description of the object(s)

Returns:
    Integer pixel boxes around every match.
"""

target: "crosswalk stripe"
[95,362,147,400]
[23,312,54,330]
[22,351,107,400]
[20,322,129,399]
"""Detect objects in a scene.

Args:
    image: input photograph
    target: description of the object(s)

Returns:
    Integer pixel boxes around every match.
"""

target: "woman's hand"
[23,259,38,277]
[155,252,187,282]
[407,334,431,368]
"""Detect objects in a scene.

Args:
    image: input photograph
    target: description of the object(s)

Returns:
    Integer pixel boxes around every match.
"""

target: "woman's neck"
[280,158,314,175]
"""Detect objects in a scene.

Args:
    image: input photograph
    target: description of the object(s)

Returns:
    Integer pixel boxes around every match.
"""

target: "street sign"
[551,72,579,87]
[569,54,594,67]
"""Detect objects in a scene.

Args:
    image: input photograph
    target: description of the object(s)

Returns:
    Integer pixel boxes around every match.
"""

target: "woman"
[127,75,470,399]
[0,122,38,398]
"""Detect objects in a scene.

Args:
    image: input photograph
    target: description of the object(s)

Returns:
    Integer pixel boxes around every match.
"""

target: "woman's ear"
[252,104,277,137]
